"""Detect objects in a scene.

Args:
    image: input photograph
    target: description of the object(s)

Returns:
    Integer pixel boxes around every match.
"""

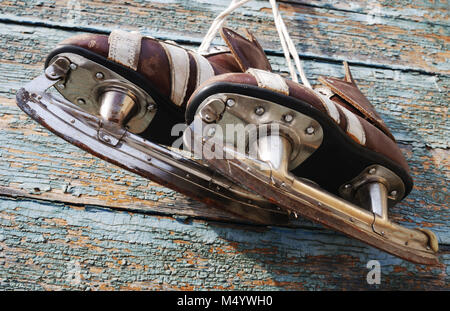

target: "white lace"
[198,0,311,89]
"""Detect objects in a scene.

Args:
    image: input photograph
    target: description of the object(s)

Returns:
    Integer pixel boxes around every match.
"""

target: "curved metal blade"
[193,130,439,265]
[15,73,290,225]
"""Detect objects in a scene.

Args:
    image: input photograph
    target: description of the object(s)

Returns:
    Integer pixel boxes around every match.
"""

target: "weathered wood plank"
[0,23,448,234]
[285,0,450,24]
[0,0,448,74]
[0,1,448,291]
[0,24,447,147]
[0,197,448,290]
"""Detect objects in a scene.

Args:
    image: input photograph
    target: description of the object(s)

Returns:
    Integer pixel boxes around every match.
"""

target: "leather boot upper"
[186,69,410,174]
[56,27,273,109]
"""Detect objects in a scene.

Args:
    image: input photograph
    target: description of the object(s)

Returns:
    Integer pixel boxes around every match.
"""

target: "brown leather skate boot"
[184,64,439,265]
[15,27,288,225]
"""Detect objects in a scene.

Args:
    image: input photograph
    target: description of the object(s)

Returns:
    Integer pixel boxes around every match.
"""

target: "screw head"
[305,126,315,135]
[390,190,398,198]
[283,114,293,123]
[255,106,265,116]
[95,72,104,80]
[226,98,236,107]
[369,168,377,175]
[77,98,86,105]
[70,63,78,70]
[147,103,156,111]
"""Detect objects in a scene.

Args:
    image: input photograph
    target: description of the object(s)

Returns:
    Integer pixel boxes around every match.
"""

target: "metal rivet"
[36,95,42,100]
[70,63,78,70]
[77,99,86,105]
[255,106,265,116]
[95,72,104,80]
[147,103,156,111]
[344,184,352,189]
[283,114,293,123]
[226,98,236,107]
[103,136,111,143]
[369,168,377,175]
[305,126,315,135]
[207,127,216,137]
[70,119,75,124]
[390,190,398,197]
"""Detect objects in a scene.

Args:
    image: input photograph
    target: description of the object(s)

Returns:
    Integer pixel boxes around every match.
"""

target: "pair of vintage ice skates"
[16,5,439,265]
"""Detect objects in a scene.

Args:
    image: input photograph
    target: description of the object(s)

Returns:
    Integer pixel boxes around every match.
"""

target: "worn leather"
[57,28,271,108]
[59,34,173,99]
[187,72,410,173]
[318,62,395,141]
[220,27,272,72]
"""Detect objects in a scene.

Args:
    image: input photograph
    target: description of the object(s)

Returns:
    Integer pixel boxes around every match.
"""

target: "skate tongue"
[220,27,272,72]
[318,62,394,140]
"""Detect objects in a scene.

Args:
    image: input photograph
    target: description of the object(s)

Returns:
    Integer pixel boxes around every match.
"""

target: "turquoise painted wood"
[0,197,448,290]
[0,0,448,290]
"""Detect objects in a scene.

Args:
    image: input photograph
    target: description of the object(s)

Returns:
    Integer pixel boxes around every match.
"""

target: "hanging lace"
[198,0,312,89]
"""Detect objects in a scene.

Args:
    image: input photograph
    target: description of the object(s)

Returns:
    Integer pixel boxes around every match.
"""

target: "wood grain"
[0,197,448,290]
[0,0,448,74]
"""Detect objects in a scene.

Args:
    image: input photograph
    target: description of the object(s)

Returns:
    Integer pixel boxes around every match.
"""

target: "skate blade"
[193,130,439,265]
[15,73,290,225]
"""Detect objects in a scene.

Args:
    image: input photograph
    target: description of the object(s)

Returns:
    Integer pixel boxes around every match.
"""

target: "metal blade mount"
[194,132,439,265]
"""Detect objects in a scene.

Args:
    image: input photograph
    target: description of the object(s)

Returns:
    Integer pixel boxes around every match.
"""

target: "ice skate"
[15,27,288,225]
[180,0,440,265]
[184,62,439,265]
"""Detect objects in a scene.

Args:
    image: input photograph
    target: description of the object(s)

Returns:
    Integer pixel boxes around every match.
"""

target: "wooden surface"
[0,0,448,290]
